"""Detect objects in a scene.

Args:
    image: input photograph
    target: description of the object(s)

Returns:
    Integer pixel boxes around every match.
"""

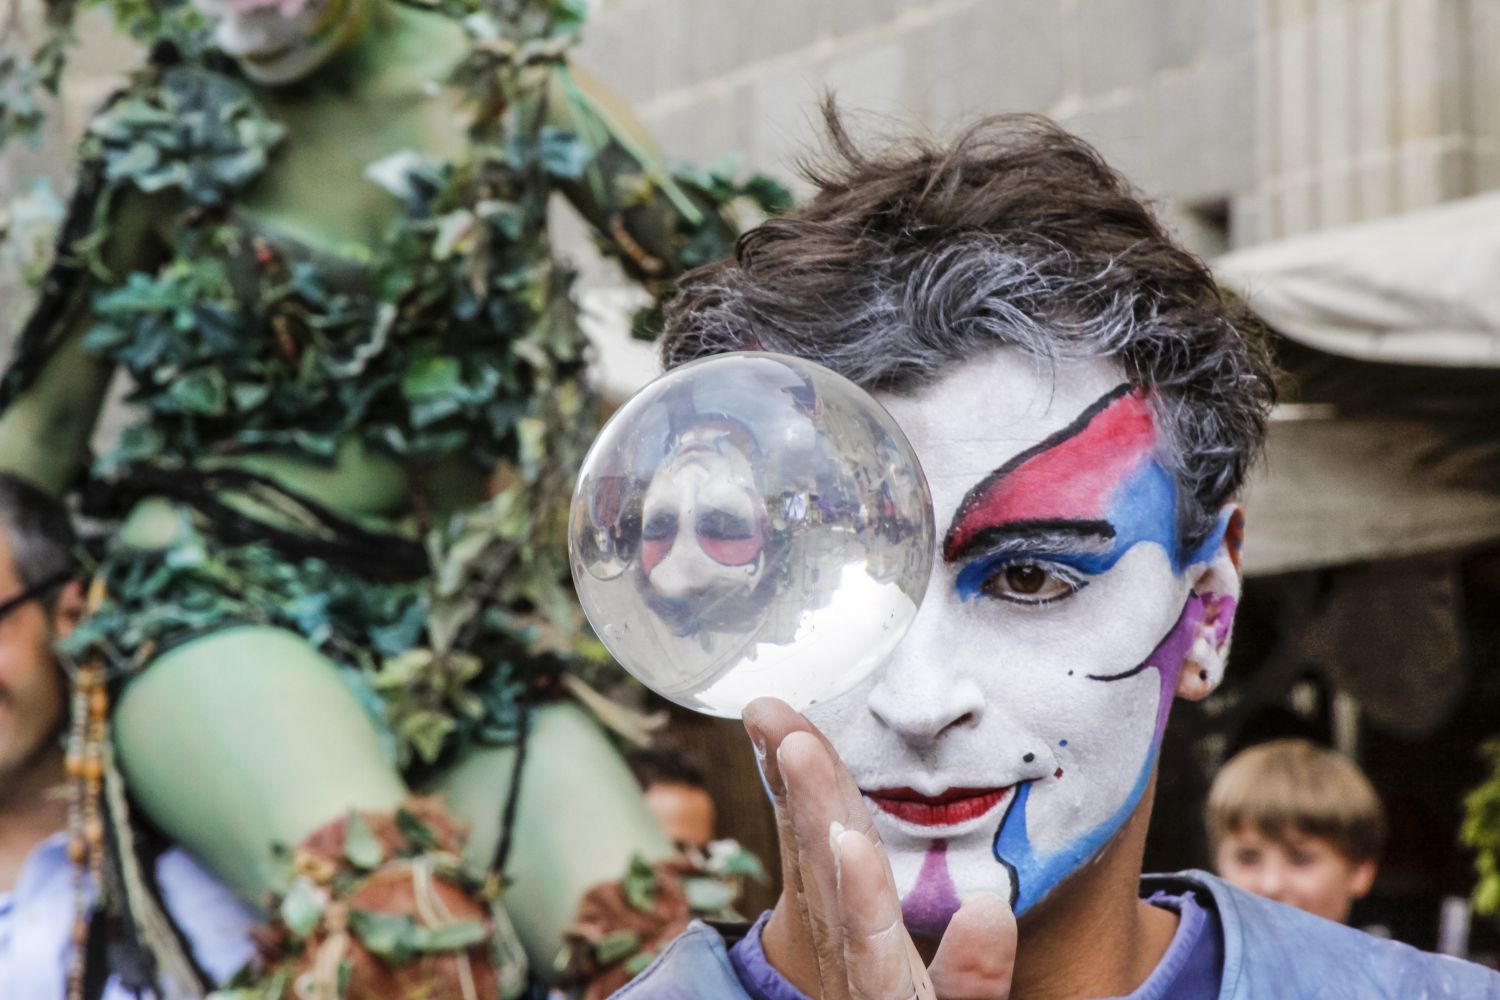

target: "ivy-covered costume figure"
[0,1,785,996]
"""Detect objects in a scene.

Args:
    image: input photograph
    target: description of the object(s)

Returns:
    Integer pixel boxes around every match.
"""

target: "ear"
[1175,505,1245,702]
[1347,857,1379,900]
[50,579,85,642]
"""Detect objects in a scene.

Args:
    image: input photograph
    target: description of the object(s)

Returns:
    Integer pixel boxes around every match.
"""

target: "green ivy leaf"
[394,807,440,851]
[622,855,659,914]
[279,876,326,939]
[410,919,488,952]
[682,876,735,915]
[166,368,229,415]
[401,356,463,401]
[348,909,416,964]
[592,929,641,965]
[539,127,593,179]
[343,812,384,871]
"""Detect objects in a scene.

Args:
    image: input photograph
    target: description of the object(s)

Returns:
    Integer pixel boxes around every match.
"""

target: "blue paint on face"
[995,739,1161,915]
[969,473,1235,913]
[952,456,1191,603]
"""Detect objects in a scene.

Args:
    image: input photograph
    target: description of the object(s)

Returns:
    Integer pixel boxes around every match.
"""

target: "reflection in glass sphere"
[569,352,935,718]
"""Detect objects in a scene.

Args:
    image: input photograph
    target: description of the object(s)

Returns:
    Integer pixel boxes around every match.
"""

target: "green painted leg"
[427,702,673,973]
[112,625,407,906]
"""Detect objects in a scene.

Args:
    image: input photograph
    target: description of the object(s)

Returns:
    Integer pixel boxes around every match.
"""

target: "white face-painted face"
[804,348,1240,933]
[192,0,361,85]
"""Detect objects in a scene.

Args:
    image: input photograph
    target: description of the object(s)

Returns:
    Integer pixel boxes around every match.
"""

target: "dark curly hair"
[660,104,1278,555]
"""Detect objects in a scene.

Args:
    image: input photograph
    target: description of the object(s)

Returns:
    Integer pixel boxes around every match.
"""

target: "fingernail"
[744,718,767,759]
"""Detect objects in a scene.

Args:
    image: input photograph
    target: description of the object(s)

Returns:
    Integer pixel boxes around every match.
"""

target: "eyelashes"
[955,555,1092,606]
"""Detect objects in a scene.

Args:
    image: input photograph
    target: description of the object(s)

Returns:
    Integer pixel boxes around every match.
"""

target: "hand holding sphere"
[569,353,935,717]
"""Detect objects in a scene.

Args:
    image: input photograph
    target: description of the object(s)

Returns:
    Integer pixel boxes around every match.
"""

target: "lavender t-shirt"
[727,890,1223,1000]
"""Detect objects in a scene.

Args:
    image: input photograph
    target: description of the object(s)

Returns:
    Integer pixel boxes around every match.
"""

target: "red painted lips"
[865,786,1013,827]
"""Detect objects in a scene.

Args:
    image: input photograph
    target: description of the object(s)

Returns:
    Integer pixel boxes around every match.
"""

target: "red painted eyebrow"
[942,385,1157,561]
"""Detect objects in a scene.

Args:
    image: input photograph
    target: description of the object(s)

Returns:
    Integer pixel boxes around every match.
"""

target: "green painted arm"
[112,625,408,907]
[427,702,675,978]
[0,188,167,495]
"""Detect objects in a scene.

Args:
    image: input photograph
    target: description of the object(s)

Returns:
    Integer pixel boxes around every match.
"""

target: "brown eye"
[1006,565,1046,594]
[980,563,1081,605]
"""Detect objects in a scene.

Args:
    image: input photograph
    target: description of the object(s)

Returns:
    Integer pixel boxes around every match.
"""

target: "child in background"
[626,747,717,852]
[1208,738,1386,924]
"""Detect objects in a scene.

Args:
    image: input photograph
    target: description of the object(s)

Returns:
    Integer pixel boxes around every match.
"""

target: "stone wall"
[6,0,1493,259]
[576,0,1260,256]
[1253,0,1500,240]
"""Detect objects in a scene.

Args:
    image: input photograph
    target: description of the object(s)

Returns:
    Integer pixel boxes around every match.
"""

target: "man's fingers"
[927,893,1016,1000]
[745,697,881,842]
[834,827,925,1000]
[745,701,810,918]
[782,730,855,1000]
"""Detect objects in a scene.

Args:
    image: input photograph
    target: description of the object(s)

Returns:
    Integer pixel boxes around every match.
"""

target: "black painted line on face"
[1083,594,1195,682]
[942,382,1136,562]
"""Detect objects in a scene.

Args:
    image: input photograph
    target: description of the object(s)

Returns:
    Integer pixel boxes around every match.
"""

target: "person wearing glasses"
[0,473,254,999]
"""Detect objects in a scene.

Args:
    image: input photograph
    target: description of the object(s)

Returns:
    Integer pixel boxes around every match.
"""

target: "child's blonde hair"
[1206,738,1387,863]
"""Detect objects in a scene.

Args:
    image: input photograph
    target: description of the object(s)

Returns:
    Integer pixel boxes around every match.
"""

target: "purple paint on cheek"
[900,840,963,936]
[1146,593,1208,736]
[1205,593,1237,646]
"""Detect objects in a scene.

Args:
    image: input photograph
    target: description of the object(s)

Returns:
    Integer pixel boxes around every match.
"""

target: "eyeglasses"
[0,570,74,625]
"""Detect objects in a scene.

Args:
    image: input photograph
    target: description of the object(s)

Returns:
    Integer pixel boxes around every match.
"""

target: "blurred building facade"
[8,1,1500,256]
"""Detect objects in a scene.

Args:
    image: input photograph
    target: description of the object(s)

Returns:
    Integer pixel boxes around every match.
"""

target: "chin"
[883,820,1019,937]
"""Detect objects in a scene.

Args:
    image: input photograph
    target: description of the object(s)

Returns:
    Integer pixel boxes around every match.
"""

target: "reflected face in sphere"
[802,348,1238,932]
[639,427,768,633]
[192,0,362,84]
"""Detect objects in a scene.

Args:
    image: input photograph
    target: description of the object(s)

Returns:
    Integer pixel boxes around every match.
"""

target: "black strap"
[80,464,429,583]
[80,906,113,1000]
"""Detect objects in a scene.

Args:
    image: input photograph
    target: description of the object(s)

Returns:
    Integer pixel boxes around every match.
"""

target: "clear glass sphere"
[570,352,934,718]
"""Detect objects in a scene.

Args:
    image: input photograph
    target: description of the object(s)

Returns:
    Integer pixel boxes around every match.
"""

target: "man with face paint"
[617,110,1500,999]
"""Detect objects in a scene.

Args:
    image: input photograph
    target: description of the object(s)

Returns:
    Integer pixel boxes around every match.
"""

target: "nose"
[1252,859,1289,902]
[865,646,985,747]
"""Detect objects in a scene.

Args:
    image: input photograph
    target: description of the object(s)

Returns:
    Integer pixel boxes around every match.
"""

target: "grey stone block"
[1271,3,1315,174]
[745,0,827,67]
[576,0,692,106]
[1227,192,1265,249]
[1350,0,1395,155]
[1275,174,1318,236]
[1354,151,1398,223]
[1142,54,1256,202]
[1077,0,1201,97]
[821,40,911,114]
[1396,140,1471,211]
[1470,0,1500,149]
[1313,0,1354,167]
[820,0,903,38]
[1061,95,1150,189]
[751,61,826,182]
[640,91,740,166]
[919,0,1068,121]
[1315,161,1359,229]
[1204,0,1257,57]
[1392,0,1466,141]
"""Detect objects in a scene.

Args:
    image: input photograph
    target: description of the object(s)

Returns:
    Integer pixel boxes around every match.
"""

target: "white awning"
[1240,414,1500,576]
[1214,191,1500,367]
